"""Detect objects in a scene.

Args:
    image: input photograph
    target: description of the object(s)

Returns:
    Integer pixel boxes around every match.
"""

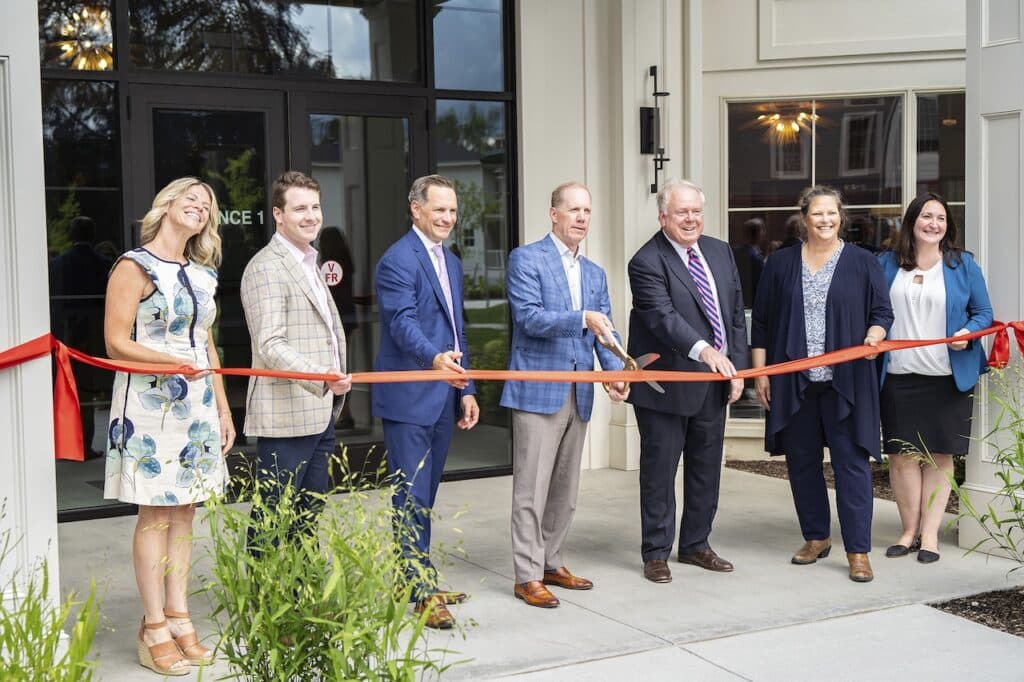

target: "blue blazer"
[499,235,622,420]
[372,229,475,426]
[877,250,993,392]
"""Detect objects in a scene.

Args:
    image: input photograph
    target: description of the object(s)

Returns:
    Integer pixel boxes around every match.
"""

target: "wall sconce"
[640,65,670,194]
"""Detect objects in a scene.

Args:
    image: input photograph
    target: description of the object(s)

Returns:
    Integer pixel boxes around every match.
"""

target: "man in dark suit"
[627,179,749,584]
[373,174,480,629]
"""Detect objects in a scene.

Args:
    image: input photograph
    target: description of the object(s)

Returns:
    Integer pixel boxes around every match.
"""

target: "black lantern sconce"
[640,65,670,194]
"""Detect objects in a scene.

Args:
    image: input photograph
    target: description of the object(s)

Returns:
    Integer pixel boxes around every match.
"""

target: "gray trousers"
[511,392,588,584]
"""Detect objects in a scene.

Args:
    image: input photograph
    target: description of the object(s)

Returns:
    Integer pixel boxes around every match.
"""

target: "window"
[128,0,420,81]
[433,0,504,91]
[726,92,964,420]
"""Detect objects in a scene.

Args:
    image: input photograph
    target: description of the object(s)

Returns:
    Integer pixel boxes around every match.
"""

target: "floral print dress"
[104,248,227,505]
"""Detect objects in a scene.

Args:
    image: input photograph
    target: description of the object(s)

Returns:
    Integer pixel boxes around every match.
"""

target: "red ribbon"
[3,323,1023,462]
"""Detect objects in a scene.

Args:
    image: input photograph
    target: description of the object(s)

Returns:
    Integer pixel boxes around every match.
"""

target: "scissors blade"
[628,352,666,394]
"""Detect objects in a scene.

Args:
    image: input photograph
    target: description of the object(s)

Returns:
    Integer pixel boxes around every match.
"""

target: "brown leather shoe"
[678,548,734,572]
[514,580,560,608]
[847,552,874,582]
[791,539,832,565]
[643,559,672,583]
[414,595,455,629]
[543,566,594,590]
[435,590,469,605]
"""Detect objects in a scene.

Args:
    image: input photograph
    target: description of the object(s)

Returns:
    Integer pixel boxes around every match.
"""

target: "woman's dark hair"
[797,185,847,237]
[894,192,962,270]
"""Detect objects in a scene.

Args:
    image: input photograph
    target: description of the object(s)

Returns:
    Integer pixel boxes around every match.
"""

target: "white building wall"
[0,0,61,605]
[960,0,1024,553]
[517,0,687,470]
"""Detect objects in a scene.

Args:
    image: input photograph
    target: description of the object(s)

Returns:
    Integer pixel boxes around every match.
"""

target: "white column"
[0,1,61,605]
[516,0,687,470]
[961,0,1024,552]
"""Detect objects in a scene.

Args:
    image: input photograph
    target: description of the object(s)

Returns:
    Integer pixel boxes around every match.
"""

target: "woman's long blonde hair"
[139,177,222,267]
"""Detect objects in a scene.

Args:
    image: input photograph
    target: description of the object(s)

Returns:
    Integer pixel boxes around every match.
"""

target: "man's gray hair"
[657,179,706,213]
[408,174,455,205]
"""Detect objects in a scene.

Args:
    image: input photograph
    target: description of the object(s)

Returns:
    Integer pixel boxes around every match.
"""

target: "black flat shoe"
[917,549,940,563]
[885,544,911,557]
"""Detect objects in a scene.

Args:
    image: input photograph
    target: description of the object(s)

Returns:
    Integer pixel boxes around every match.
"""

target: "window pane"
[814,96,903,205]
[433,0,504,91]
[42,80,122,466]
[39,1,115,71]
[916,92,965,202]
[845,206,903,254]
[129,0,419,81]
[436,99,511,470]
[728,101,814,208]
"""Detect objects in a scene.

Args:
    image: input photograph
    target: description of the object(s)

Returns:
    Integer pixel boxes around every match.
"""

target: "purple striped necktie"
[685,247,724,351]
[431,243,461,353]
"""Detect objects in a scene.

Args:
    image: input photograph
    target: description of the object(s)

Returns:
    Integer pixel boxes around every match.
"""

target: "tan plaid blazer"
[240,237,347,437]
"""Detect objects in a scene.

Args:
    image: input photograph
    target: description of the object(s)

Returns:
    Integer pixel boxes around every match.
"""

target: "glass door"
[289,93,428,477]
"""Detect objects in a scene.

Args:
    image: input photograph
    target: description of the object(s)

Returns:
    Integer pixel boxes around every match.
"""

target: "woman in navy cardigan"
[877,192,993,564]
[751,186,893,583]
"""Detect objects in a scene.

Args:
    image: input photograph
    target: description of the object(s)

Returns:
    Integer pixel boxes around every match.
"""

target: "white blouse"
[887,261,951,376]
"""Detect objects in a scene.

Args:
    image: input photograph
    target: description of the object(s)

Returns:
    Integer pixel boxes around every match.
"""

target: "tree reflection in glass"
[128,0,418,81]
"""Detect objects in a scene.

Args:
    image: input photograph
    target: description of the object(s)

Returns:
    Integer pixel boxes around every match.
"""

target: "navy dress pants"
[635,382,727,561]
[382,389,457,601]
[251,421,336,546]
[777,382,874,553]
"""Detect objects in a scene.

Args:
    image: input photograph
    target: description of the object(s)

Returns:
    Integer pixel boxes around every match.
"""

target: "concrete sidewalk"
[58,467,1024,680]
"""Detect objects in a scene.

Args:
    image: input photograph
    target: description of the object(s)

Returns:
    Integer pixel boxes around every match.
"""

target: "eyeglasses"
[672,209,703,218]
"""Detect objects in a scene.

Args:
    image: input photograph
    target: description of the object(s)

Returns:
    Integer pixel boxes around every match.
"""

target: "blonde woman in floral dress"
[104,177,235,675]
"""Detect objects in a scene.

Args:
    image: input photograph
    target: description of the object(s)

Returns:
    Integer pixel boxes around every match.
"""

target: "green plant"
[951,365,1024,571]
[0,513,100,681]
[198,458,461,680]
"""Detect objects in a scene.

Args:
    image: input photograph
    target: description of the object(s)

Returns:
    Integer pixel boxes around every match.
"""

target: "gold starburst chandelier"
[756,110,818,144]
[54,5,114,71]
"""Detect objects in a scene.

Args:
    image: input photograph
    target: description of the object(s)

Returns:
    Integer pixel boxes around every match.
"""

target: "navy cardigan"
[751,244,893,459]
[877,250,993,392]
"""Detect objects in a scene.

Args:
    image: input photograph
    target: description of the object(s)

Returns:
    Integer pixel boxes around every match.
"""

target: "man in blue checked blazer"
[500,182,628,608]
[373,174,479,629]
[628,179,749,585]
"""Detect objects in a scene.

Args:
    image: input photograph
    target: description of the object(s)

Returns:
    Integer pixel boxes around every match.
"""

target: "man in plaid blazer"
[500,182,628,609]
[373,174,479,629]
[241,171,351,539]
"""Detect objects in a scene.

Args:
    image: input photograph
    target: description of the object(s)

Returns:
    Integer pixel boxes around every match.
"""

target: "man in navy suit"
[500,182,628,608]
[373,174,480,628]
[627,179,749,584]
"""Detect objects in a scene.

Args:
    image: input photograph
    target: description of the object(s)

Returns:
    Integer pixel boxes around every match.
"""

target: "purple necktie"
[685,247,724,351]
[431,243,461,354]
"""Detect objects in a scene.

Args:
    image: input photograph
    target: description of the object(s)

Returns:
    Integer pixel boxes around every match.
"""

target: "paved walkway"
[58,467,1024,680]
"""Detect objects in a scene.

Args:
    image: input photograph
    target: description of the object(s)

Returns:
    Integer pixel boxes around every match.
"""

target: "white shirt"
[663,234,729,361]
[549,232,583,311]
[274,232,340,370]
[887,262,951,375]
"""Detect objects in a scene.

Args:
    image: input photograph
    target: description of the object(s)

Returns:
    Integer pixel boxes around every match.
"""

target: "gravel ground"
[726,458,1024,638]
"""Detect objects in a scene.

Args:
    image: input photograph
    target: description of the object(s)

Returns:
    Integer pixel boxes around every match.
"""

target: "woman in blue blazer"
[877,192,993,564]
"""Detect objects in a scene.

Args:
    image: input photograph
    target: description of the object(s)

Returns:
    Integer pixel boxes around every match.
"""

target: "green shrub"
[198,459,461,680]
[951,365,1024,571]
[0,513,99,681]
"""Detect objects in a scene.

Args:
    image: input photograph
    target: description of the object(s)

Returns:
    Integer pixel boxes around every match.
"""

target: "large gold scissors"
[597,335,665,394]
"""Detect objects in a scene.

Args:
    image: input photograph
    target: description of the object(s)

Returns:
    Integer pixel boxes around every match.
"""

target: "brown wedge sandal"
[165,609,214,665]
[137,617,190,676]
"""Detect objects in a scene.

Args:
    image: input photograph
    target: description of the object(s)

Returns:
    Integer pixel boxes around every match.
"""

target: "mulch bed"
[725,458,958,514]
[726,458,1024,639]
[932,587,1024,638]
